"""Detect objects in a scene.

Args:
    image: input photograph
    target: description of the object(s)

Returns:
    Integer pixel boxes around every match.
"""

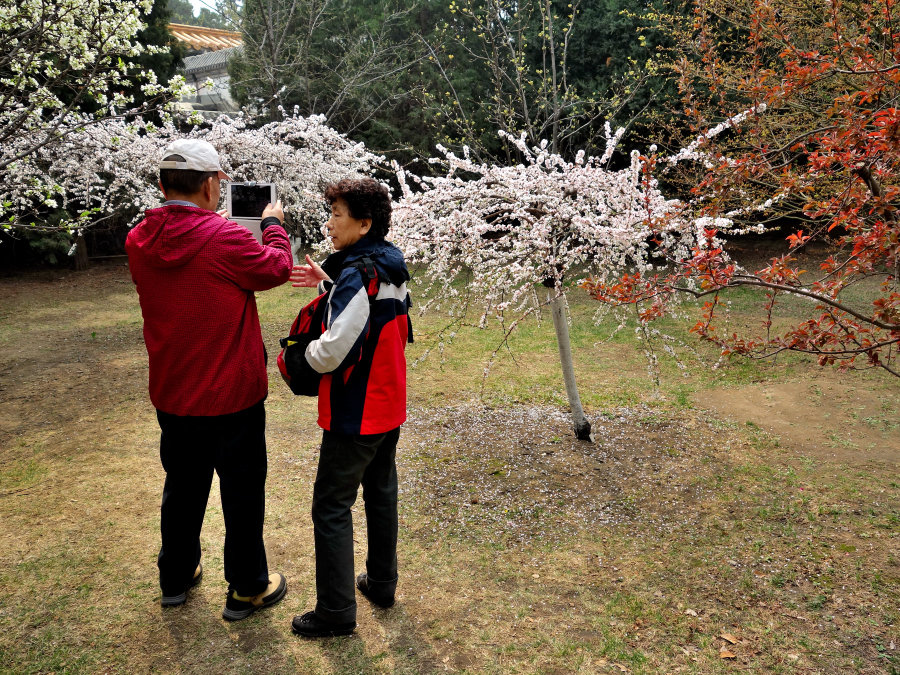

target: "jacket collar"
[321,236,410,286]
[321,236,378,278]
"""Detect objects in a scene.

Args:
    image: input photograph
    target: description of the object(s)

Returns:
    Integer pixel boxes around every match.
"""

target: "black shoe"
[356,573,395,608]
[222,572,287,621]
[291,611,355,638]
[161,563,203,607]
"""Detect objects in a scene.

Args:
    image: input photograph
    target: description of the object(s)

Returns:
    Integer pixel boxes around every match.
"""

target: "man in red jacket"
[126,139,292,621]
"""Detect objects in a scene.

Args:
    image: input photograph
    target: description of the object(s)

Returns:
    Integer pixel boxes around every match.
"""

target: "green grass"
[0,458,47,494]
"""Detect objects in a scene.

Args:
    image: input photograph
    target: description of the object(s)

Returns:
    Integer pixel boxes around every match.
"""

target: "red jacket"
[126,205,292,416]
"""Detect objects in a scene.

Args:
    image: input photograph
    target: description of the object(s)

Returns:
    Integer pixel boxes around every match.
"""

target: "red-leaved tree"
[586,0,900,377]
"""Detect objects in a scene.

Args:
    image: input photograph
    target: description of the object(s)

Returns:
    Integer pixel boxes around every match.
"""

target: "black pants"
[312,427,400,624]
[156,400,270,597]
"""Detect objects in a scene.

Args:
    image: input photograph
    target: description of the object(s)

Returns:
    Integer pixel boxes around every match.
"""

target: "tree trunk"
[548,289,592,440]
[74,233,88,271]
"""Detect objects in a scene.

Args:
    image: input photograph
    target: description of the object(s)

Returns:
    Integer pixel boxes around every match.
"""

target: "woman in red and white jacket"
[288,178,412,638]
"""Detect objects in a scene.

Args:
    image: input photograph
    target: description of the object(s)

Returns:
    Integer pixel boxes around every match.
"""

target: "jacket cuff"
[260,216,283,232]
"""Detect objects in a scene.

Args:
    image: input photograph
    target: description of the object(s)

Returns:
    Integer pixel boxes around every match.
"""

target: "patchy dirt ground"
[391,400,899,673]
[694,378,898,463]
[0,263,897,674]
[401,403,727,545]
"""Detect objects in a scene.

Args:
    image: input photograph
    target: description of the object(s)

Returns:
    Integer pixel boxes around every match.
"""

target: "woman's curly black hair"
[324,178,392,240]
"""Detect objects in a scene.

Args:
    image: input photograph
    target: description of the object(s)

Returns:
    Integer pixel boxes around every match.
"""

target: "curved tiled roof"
[183,46,241,74]
[168,23,242,51]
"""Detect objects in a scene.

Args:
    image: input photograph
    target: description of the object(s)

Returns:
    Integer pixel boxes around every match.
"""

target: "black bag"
[276,256,377,396]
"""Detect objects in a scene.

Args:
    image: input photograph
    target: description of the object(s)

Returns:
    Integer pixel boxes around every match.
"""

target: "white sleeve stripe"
[375,282,408,301]
[305,287,370,374]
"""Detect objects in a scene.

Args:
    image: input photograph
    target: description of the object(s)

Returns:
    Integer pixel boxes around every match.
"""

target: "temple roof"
[168,23,242,51]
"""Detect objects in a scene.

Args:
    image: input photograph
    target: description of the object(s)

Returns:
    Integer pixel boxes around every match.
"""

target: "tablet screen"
[230,184,273,218]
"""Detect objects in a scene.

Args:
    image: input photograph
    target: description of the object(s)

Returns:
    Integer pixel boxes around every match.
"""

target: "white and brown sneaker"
[222,572,287,621]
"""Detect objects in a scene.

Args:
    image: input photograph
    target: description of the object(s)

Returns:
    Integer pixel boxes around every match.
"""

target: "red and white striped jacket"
[306,237,412,435]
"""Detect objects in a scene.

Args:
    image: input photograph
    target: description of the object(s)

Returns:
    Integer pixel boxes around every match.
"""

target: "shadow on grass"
[158,593,286,670]
[317,603,446,674]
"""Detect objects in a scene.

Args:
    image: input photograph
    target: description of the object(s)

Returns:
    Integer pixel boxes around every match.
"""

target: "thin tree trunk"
[74,233,88,271]
[544,0,560,154]
[548,289,592,440]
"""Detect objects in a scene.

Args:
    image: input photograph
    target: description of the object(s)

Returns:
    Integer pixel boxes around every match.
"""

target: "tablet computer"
[226,182,278,242]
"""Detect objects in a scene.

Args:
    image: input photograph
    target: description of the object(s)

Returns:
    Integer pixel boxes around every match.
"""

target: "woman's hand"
[290,254,330,287]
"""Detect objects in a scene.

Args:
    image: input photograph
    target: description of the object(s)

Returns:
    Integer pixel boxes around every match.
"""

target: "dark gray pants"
[312,427,400,624]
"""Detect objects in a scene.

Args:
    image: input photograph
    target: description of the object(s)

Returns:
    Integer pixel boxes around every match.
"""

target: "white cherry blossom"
[391,131,699,439]
[4,111,381,240]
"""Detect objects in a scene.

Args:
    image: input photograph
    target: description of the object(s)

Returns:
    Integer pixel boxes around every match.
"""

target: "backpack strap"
[353,256,378,301]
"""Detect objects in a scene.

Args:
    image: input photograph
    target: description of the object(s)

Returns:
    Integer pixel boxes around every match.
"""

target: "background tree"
[586,0,900,377]
[221,0,674,163]
[168,0,230,28]
[225,0,424,149]
[562,0,677,141]
[48,0,184,117]
[420,0,671,161]
[0,0,186,232]
[129,0,186,111]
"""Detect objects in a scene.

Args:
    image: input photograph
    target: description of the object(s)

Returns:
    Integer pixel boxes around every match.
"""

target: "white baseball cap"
[159,139,231,180]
